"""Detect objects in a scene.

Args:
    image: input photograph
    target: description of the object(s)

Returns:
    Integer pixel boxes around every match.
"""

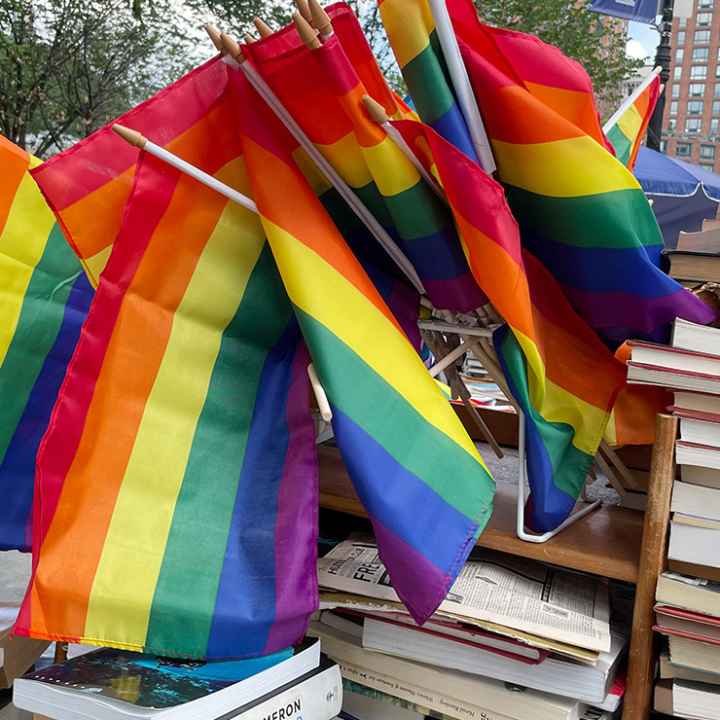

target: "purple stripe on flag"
[423,272,487,313]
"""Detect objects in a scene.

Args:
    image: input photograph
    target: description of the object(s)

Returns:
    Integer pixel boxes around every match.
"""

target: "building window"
[712,118,719,134]
[693,47,709,62]
[697,12,712,26]
[678,30,686,44]
[715,84,720,97]
[676,142,691,156]
[701,145,716,160]
[669,118,677,131]
[660,140,668,152]
[688,100,704,115]
[698,0,713,8]
[691,65,708,79]
[695,29,711,43]
[690,83,705,96]
[671,100,679,115]
[676,48,685,62]
[679,17,687,28]
[686,118,702,133]
[713,100,720,114]
[675,66,683,80]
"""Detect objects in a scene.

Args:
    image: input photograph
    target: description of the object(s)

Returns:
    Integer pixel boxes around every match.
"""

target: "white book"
[672,481,720,522]
[676,441,720,471]
[669,635,720,675]
[674,391,720,416]
[679,415,720,448]
[657,572,720,617]
[674,679,720,720]
[13,640,321,720]
[673,318,720,358]
[309,620,588,720]
[361,616,625,704]
[669,521,720,570]
[681,464,720,490]
[659,651,720,684]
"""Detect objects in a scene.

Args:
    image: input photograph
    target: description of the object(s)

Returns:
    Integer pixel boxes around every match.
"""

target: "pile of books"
[314,538,627,720]
[626,317,720,718]
[664,224,720,285]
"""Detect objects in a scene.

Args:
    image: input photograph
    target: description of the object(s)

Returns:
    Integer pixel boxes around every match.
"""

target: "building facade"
[662,0,720,170]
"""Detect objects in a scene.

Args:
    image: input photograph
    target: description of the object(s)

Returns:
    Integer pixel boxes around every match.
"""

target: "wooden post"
[622,414,677,720]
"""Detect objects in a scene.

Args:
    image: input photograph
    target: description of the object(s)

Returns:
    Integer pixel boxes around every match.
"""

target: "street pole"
[647,0,675,151]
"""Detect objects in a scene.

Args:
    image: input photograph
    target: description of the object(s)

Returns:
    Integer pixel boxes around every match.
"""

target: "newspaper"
[318,540,611,653]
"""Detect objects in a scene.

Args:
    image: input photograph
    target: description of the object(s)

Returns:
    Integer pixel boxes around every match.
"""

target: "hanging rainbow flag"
[244,4,486,313]
[379,0,477,160]
[393,119,625,530]
[447,0,715,346]
[30,58,238,286]
[606,74,661,170]
[0,136,93,552]
[233,70,494,622]
[15,151,318,659]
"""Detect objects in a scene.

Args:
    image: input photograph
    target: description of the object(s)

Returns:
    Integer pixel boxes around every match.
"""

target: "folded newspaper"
[318,541,611,653]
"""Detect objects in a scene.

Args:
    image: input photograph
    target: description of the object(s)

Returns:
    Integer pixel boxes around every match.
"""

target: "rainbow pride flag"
[233,70,494,622]
[31,57,239,285]
[448,0,715,346]
[244,4,486,313]
[379,0,477,160]
[606,74,661,170]
[393,119,626,530]
[0,136,93,552]
[15,151,318,659]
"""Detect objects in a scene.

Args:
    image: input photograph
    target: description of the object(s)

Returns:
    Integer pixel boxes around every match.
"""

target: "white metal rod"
[603,66,662,134]
[428,339,467,377]
[146,141,258,213]
[226,56,427,295]
[428,0,496,174]
[308,363,332,421]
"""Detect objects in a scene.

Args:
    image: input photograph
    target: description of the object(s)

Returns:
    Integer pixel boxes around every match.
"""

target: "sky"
[627,20,660,62]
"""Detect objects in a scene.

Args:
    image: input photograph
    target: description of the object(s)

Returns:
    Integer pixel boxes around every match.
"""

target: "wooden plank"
[318,446,643,583]
[621,414,677,720]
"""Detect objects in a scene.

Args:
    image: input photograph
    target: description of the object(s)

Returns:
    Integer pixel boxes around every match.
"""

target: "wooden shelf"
[318,446,644,584]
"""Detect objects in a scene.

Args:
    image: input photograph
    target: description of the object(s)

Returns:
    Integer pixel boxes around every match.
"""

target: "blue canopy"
[635,146,720,247]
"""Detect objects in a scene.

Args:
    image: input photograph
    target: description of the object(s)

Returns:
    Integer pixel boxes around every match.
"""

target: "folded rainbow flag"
[393,119,625,531]
[0,136,93,552]
[31,57,238,285]
[380,0,477,160]
[234,70,494,622]
[606,74,661,170]
[15,155,317,659]
[448,0,715,346]
[244,4,486,313]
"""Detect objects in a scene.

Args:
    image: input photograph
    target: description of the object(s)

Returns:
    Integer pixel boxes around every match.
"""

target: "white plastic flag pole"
[111,123,333,422]
[216,29,426,296]
[603,66,662,134]
[427,0,496,174]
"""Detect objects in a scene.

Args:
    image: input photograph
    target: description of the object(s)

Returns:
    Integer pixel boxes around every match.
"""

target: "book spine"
[224,665,343,720]
[336,658,515,720]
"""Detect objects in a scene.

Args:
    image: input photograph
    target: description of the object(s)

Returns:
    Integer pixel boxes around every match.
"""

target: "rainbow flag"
[31,57,239,286]
[233,70,494,622]
[244,4,486,313]
[606,74,661,170]
[0,136,93,552]
[379,0,477,160]
[393,119,626,531]
[447,0,715,346]
[15,151,318,659]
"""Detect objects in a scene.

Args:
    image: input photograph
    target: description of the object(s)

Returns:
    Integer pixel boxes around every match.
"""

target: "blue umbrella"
[635,145,720,248]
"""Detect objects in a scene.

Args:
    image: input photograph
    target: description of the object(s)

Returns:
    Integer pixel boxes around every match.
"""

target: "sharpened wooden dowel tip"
[220,32,244,61]
[254,17,273,37]
[309,0,332,36]
[112,124,146,148]
[362,95,389,125]
[294,11,321,49]
[295,0,312,22]
[204,24,224,52]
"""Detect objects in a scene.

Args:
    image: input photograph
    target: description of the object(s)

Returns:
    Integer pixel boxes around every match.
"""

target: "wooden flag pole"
[111,123,332,421]
[427,0,496,174]
[308,0,333,39]
[295,0,312,23]
[362,95,446,201]
[205,23,224,53]
[603,66,662,134]
[253,17,273,38]
[216,30,426,295]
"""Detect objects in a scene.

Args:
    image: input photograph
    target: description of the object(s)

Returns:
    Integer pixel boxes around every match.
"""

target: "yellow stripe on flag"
[362,135,421,197]
[617,103,644,146]
[316,133,373,189]
[380,0,435,68]
[84,200,265,647]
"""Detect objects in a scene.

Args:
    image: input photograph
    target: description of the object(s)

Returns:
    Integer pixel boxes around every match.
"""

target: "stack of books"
[315,539,626,720]
[664,227,720,285]
[11,639,342,720]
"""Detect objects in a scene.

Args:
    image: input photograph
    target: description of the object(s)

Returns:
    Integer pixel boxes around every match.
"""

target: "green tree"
[0,0,189,156]
[478,0,643,113]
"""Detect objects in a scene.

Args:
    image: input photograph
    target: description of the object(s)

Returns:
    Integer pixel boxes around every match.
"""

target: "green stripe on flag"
[607,125,633,168]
